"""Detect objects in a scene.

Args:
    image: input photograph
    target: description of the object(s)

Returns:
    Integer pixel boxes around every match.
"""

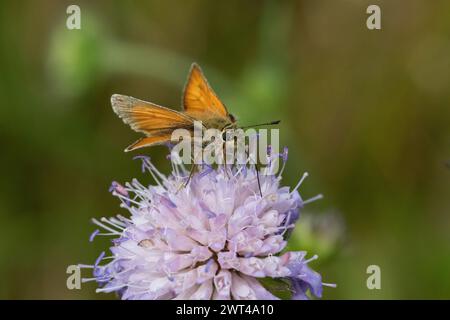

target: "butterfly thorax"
[193,114,235,131]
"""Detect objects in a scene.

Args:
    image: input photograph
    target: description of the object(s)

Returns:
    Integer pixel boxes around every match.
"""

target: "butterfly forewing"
[111,94,194,135]
[183,64,230,121]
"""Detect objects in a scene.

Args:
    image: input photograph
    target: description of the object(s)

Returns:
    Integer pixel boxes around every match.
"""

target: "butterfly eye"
[222,130,236,142]
[229,113,236,122]
[222,131,228,141]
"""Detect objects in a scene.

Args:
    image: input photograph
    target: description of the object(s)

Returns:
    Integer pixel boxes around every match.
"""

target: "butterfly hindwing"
[124,134,173,152]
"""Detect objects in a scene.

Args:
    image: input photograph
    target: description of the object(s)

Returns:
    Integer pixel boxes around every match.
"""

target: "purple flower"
[81,150,333,299]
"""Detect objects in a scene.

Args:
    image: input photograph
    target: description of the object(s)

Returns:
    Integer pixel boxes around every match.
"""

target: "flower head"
[81,149,333,299]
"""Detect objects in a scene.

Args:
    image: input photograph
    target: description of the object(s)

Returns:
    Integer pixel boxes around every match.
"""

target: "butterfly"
[111,63,237,152]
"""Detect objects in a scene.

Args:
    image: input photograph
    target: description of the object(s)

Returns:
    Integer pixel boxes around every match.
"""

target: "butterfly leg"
[184,164,196,188]
[255,162,263,197]
[222,140,231,179]
[181,142,203,190]
[176,164,196,194]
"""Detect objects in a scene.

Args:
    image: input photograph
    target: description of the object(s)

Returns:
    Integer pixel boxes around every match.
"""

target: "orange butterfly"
[111,63,237,152]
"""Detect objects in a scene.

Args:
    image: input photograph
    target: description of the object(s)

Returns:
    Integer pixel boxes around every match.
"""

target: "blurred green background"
[0,0,449,299]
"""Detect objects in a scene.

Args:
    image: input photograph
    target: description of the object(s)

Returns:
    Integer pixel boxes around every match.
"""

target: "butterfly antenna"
[240,120,281,130]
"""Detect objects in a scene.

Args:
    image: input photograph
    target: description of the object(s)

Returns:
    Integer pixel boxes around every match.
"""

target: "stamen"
[91,218,122,235]
[128,179,147,192]
[133,155,151,171]
[109,181,128,197]
[116,214,132,223]
[292,172,309,193]
[101,217,125,230]
[100,256,115,261]
[303,194,323,205]
[278,147,288,177]
[146,160,169,184]
[279,224,295,236]
[133,156,164,187]
[283,210,292,233]
[97,232,118,237]
[95,251,106,266]
[82,277,101,283]
[89,229,100,242]
[304,254,318,264]
[124,186,148,203]
[322,282,337,288]
[112,191,141,206]
[109,217,127,228]
[96,285,125,293]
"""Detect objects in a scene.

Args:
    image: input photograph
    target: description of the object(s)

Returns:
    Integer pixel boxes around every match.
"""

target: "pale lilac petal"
[243,275,280,300]
[213,270,232,300]
[191,245,213,262]
[230,273,257,300]
[190,280,213,300]
[217,251,240,270]
[163,228,198,251]
[196,260,218,283]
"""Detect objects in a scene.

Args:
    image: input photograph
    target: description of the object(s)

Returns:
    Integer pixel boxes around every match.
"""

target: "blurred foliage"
[0,0,449,299]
